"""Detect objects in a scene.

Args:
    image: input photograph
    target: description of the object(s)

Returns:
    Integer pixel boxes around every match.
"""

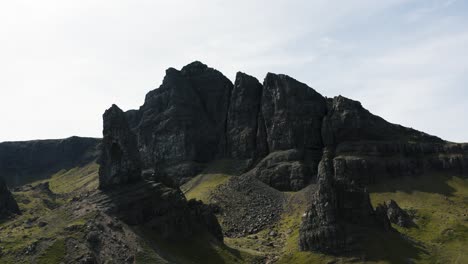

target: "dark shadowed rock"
[98,104,142,189]
[97,101,223,242]
[249,73,327,190]
[128,62,233,185]
[261,73,326,153]
[379,200,414,228]
[226,72,263,160]
[95,61,467,193]
[0,177,20,217]
[322,96,468,185]
[0,137,100,187]
[299,148,391,253]
[90,180,223,242]
[245,150,312,191]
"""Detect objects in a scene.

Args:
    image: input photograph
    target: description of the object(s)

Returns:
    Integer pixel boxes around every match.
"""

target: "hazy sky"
[1,0,467,142]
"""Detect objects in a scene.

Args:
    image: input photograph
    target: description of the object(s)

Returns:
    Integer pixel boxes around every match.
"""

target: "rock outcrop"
[323,96,468,185]
[0,137,100,187]
[377,200,414,228]
[98,105,142,189]
[116,61,468,193]
[299,149,391,253]
[0,177,20,217]
[127,62,233,185]
[249,73,327,190]
[97,103,223,242]
[226,72,263,161]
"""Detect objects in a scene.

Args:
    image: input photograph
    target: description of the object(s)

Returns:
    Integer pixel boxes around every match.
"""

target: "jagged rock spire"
[98,104,142,189]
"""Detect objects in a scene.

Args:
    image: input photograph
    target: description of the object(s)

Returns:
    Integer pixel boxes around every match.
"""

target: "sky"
[0,0,467,142]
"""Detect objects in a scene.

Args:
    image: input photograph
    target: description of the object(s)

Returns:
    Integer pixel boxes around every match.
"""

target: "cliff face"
[0,137,100,187]
[109,61,467,254]
[98,105,142,189]
[97,103,223,242]
[122,61,468,190]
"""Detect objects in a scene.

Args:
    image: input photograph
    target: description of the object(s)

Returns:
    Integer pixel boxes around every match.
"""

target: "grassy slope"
[0,163,99,263]
[369,174,468,264]
[2,159,466,264]
[184,162,468,264]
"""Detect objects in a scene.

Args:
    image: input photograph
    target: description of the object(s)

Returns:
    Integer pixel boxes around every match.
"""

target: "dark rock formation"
[299,148,391,253]
[378,200,414,228]
[250,74,327,190]
[97,102,223,242]
[98,104,142,189]
[245,149,312,191]
[127,62,233,185]
[0,137,100,187]
[0,177,20,217]
[226,72,263,160]
[321,96,468,185]
[102,61,467,192]
[91,180,223,241]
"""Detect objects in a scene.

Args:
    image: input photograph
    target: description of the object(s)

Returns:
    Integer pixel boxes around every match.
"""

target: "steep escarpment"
[0,137,100,187]
[323,96,468,185]
[97,61,468,256]
[96,103,223,242]
[120,61,467,193]
[126,62,233,185]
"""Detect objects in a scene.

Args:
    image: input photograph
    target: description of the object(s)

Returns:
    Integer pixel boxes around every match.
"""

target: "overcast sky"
[1,0,467,142]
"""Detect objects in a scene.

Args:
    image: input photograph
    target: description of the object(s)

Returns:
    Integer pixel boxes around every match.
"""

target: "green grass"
[0,163,99,263]
[181,159,245,203]
[37,239,66,264]
[369,174,468,264]
[182,173,230,203]
[48,163,99,194]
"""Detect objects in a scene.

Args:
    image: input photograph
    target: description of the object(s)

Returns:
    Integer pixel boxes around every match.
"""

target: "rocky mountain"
[121,61,467,191]
[0,61,466,263]
[0,136,100,187]
[107,60,467,256]
[96,103,223,241]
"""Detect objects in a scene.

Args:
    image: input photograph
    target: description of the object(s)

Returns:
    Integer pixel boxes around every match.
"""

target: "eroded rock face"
[378,200,414,228]
[129,62,233,185]
[226,72,263,160]
[323,96,468,185]
[97,102,223,242]
[98,104,142,189]
[95,61,467,192]
[246,150,312,191]
[247,74,327,190]
[0,177,20,217]
[299,149,391,253]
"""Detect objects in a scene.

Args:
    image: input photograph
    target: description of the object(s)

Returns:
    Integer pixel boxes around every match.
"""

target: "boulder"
[379,200,414,228]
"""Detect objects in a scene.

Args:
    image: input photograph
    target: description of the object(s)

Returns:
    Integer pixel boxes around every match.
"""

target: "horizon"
[1,0,467,142]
